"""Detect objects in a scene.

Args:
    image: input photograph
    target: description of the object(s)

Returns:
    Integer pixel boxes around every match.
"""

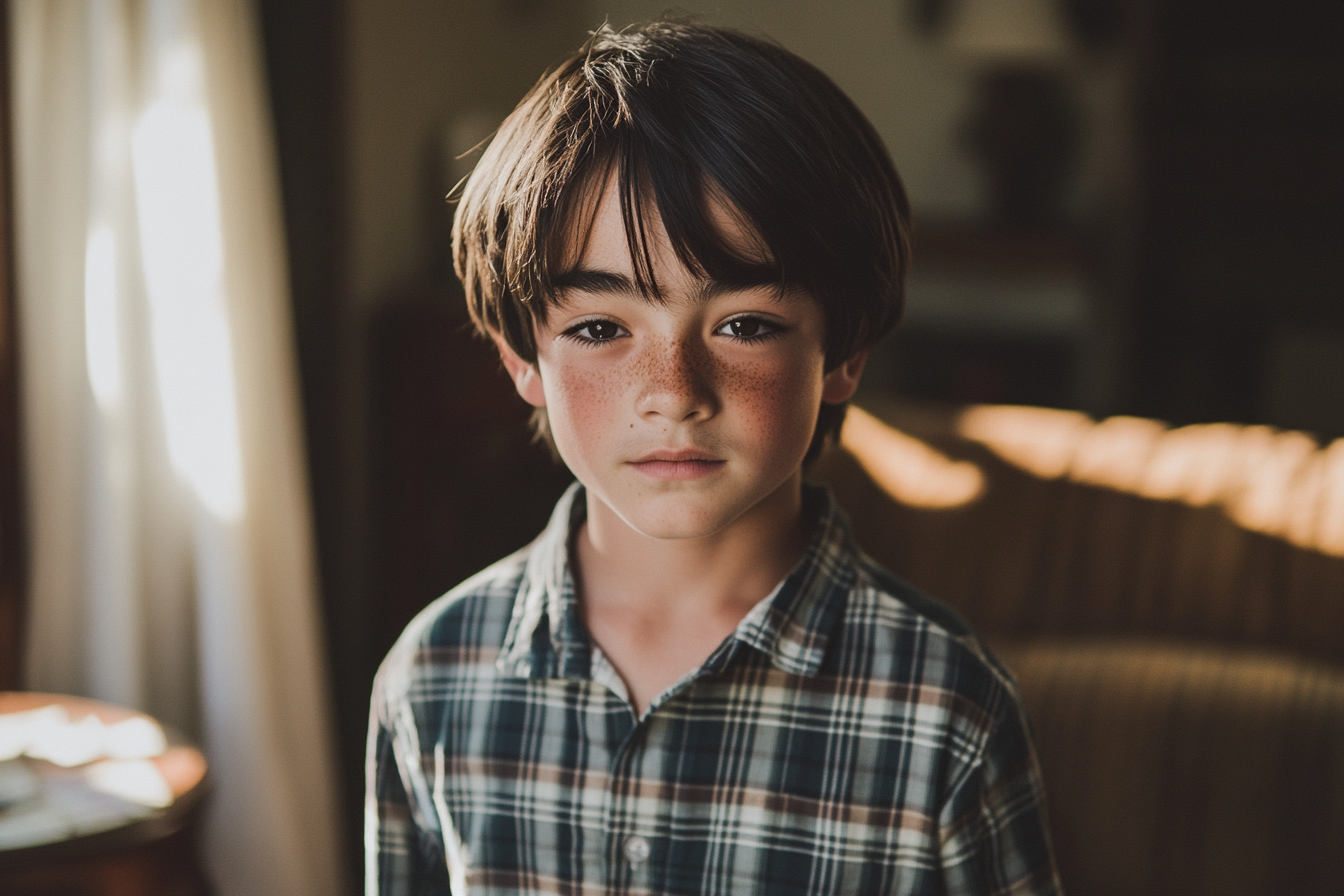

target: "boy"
[369,20,1062,896]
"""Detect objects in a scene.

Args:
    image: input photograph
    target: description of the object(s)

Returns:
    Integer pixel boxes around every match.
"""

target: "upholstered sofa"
[812,399,1344,896]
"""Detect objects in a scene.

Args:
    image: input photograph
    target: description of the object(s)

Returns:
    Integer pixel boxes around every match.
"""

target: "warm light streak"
[84,225,122,412]
[1136,423,1243,505]
[956,404,1344,558]
[957,404,1089,479]
[1069,416,1166,492]
[841,406,985,509]
[1318,440,1344,556]
[131,44,244,521]
[1225,428,1317,536]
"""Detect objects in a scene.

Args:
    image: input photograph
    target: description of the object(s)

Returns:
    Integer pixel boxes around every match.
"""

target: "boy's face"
[497,174,864,541]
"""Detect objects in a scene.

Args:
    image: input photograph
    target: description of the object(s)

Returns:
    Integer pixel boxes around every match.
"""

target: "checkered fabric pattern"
[368,483,1062,895]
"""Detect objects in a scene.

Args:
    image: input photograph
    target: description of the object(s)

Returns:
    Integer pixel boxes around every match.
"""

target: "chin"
[613,493,748,541]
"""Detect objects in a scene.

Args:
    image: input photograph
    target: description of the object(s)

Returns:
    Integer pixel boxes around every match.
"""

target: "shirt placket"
[604,719,654,896]
[596,641,750,895]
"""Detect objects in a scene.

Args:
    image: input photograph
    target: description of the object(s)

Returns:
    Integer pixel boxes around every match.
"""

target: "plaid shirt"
[368,483,1061,896]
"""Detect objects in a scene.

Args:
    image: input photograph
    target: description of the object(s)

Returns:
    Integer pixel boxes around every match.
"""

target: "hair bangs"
[534,132,786,310]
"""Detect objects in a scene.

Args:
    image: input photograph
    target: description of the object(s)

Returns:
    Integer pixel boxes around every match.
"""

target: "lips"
[628,449,726,480]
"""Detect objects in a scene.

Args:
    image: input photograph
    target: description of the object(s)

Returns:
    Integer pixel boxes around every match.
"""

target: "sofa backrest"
[816,400,1344,664]
[812,401,1344,895]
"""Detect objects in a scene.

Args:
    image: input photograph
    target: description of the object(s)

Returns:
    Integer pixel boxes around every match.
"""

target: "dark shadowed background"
[255,0,1343,886]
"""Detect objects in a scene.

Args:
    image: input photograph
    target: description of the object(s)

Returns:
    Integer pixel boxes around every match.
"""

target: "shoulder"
[838,553,1025,754]
[841,568,1064,892]
[793,483,1022,735]
[371,546,531,718]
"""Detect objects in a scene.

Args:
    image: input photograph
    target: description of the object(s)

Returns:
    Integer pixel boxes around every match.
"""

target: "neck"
[576,474,808,621]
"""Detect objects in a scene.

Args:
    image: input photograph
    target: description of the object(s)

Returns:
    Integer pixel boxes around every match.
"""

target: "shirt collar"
[497,481,590,680]
[496,481,857,681]
[723,483,857,676]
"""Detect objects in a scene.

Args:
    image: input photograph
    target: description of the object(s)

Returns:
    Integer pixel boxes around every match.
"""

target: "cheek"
[541,362,623,447]
[722,354,824,444]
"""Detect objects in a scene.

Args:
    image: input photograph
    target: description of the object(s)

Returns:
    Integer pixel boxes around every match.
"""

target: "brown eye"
[728,318,762,338]
[576,320,622,341]
[717,316,780,340]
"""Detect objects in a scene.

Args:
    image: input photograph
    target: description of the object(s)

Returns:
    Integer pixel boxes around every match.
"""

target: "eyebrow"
[552,268,637,295]
[552,265,787,303]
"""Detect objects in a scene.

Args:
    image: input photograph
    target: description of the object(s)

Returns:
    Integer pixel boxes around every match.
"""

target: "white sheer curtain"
[10,1,345,894]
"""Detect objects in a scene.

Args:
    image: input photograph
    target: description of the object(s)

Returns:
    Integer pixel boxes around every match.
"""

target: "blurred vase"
[965,67,1079,230]
[946,0,1081,230]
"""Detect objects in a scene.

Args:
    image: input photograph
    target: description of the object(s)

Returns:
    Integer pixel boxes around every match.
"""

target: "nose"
[634,336,717,423]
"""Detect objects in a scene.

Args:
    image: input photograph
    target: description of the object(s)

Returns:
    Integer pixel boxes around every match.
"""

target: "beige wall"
[588,1,983,217]
[343,0,1129,314]
[345,0,587,310]
[590,1,1131,225]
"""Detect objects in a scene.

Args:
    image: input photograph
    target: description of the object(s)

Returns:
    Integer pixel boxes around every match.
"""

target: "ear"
[491,331,546,408]
[821,350,867,404]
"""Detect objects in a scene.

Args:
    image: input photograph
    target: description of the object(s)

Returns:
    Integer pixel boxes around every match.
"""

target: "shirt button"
[623,834,650,865]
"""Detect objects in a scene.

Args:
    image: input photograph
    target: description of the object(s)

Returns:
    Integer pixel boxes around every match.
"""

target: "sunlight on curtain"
[83,226,121,412]
[131,40,243,522]
[11,1,345,894]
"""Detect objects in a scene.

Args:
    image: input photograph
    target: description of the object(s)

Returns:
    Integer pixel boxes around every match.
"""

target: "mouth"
[628,450,726,480]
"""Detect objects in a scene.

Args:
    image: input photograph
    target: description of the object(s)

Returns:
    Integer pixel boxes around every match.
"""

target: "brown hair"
[453,19,910,463]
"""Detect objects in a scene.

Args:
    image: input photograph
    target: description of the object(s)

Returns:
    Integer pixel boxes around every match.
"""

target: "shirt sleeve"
[366,670,450,896]
[937,688,1064,896]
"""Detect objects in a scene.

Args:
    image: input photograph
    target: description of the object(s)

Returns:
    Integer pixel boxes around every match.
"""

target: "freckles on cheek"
[549,365,620,437]
[724,357,820,438]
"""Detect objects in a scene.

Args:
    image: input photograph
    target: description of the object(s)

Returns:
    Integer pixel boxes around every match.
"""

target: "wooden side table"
[0,693,212,896]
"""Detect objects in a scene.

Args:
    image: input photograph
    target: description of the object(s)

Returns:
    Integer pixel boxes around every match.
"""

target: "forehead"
[555,166,773,281]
